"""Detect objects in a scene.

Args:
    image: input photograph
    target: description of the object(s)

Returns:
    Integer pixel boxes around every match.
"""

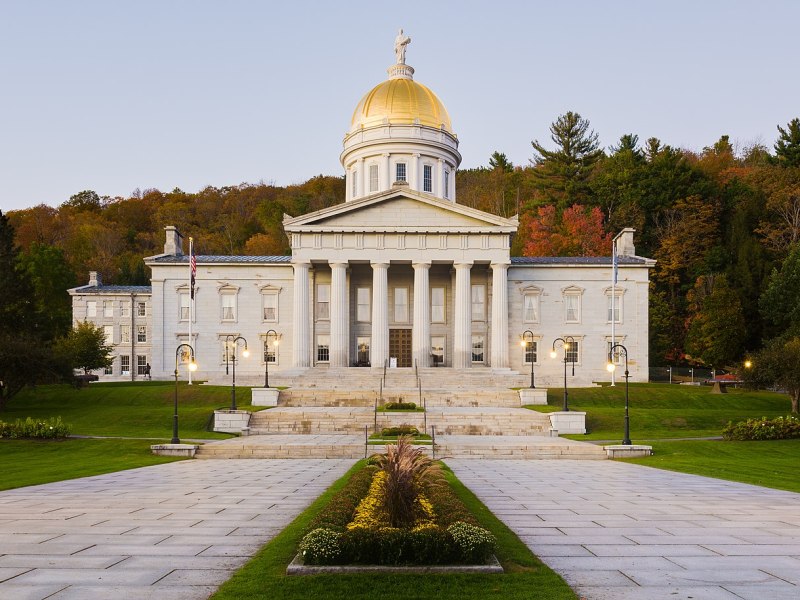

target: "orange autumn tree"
[522,204,612,256]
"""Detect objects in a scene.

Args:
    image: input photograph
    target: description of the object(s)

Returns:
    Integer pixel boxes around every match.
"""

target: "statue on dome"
[394,28,411,64]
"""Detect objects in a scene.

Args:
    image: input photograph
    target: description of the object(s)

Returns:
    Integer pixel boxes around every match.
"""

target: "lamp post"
[264,330,280,388]
[668,366,672,384]
[690,367,694,384]
[173,343,197,444]
[607,343,631,445]
[550,336,575,411]
[224,335,249,411]
[520,330,536,389]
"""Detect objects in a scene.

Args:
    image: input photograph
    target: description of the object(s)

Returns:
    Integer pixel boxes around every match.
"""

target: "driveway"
[0,459,354,599]
[447,459,800,600]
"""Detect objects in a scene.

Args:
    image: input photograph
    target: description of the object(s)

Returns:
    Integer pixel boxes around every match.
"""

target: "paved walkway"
[0,459,354,600]
[448,459,800,600]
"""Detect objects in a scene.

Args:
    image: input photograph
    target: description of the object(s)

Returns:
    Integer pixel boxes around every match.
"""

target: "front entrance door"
[389,329,412,367]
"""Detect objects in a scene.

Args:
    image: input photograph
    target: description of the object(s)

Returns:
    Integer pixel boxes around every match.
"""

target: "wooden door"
[389,329,412,367]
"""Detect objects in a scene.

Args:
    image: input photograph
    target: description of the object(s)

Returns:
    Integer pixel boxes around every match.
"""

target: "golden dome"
[350,76,452,133]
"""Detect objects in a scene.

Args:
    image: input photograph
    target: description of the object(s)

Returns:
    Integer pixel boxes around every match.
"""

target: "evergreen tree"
[760,243,800,338]
[773,118,800,168]
[489,151,514,173]
[685,275,745,368]
[531,111,603,206]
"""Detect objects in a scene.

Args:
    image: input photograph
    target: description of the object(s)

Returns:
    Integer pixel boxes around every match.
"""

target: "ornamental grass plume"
[375,435,440,528]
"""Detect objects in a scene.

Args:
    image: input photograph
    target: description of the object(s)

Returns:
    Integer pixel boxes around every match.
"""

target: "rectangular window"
[423,165,433,192]
[137,355,148,375]
[565,295,580,323]
[356,287,371,322]
[180,293,190,321]
[86,301,96,317]
[137,326,147,343]
[431,287,445,323]
[104,362,113,375]
[396,162,407,182]
[471,335,485,363]
[566,341,579,363]
[103,301,113,317]
[264,340,277,364]
[523,340,538,364]
[221,294,236,321]
[607,341,623,365]
[121,355,130,375]
[352,170,358,197]
[471,285,486,321]
[137,302,146,317]
[523,294,539,323]
[394,287,409,323]
[607,294,621,323]
[444,170,450,198]
[120,302,130,317]
[120,325,130,343]
[356,336,370,365]
[369,164,379,192]
[317,284,330,320]
[103,325,114,345]
[263,293,278,322]
[317,335,330,363]
[431,336,445,366]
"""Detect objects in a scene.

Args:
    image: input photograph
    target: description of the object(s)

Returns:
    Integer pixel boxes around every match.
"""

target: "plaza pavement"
[447,459,800,600]
[0,459,354,600]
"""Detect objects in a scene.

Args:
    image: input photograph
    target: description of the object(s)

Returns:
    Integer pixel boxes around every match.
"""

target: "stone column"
[371,262,389,368]
[330,261,349,367]
[411,153,420,192]
[291,260,311,368]
[491,262,510,369]
[382,153,391,191]
[412,262,431,368]
[436,159,445,199]
[357,157,365,200]
[453,261,473,369]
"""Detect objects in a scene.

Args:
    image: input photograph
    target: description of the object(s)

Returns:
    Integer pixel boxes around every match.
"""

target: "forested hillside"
[6,115,800,369]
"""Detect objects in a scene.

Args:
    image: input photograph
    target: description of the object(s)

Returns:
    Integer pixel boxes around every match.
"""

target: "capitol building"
[69,36,654,389]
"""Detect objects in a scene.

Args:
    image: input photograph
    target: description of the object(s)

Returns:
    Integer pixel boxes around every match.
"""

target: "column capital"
[291,258,311,266]
[490,261,510,269]
[370,261,390,269]
[329,261,349,268]
[412,261,431,270]
[453,261,473,269]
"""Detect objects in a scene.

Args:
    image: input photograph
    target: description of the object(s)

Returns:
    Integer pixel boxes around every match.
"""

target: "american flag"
[190,251,196,299]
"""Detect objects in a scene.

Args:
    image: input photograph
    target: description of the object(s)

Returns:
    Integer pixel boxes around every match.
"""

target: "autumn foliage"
[522,204,612,257]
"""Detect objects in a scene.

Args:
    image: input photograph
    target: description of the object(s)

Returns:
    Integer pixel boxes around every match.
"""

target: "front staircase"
[195,366,604,460]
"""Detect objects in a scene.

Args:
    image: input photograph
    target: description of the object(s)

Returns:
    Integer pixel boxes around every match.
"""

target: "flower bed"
[298,439,496,566]
[0,417,71,440]
[383,401,418,411]
[723,415,800,441]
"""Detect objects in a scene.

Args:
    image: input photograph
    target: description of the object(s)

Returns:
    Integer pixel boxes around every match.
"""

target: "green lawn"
[621,439,800,493]
[213,461,576,600]
[3,381,252,439]
[0,438,184,491]
[527,383,791,440]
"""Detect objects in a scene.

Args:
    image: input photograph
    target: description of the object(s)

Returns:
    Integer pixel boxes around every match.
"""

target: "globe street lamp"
[607,343,631,445]
[550,336,575,411]
[520,330,536,389]
[264,330,280,388]
[173,343,198,444]
[224,335,249,410]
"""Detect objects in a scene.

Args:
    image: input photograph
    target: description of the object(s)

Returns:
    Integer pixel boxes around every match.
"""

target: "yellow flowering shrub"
[348,470,389,530]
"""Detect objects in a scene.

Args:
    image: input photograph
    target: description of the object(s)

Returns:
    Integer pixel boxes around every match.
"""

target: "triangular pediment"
[283,189,518,232]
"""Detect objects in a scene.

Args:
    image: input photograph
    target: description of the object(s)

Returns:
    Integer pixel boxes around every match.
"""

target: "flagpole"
[610,235,616,387]
[188,236,194,385]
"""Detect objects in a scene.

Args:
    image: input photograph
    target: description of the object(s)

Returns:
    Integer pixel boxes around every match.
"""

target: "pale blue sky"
[1,0,798,211]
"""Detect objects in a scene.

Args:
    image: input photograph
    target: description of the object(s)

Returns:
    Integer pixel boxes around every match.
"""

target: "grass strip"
[212,461,576,600]
[619,439,800,493]
[0,438,185,491]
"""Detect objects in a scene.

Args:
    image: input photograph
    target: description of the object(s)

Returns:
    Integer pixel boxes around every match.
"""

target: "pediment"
[283,189,518,233]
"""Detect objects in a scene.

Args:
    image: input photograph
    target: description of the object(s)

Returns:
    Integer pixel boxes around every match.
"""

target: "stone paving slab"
[0,459,354,599]
[447,459,800,599]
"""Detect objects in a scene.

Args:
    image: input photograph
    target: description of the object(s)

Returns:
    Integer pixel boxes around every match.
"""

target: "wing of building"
[69,43,654,386]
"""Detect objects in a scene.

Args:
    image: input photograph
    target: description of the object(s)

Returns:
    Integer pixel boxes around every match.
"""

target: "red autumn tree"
[523,204,612,256]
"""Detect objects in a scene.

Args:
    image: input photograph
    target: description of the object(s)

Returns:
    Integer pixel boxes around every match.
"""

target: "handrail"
[414,359,418,386]
[383,358,387,385]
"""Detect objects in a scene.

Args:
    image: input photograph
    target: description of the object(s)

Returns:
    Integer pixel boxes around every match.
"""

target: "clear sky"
[1,0,798,211]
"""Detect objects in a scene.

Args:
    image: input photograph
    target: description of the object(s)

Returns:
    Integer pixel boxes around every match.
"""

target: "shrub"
[722,415,800,441]
[305,465,377,533]
[0,417,71,440]
[380,425,420,437]
[384,401,417,410]
[447,521,497,563]
[374,436,440,528]
[299,528,343,564]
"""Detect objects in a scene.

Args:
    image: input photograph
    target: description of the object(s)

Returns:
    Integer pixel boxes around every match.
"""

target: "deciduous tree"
[523,204,611,256]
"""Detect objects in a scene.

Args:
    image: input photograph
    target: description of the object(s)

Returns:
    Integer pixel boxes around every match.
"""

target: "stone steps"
[278,388,522,408]
[247,406,552,436]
